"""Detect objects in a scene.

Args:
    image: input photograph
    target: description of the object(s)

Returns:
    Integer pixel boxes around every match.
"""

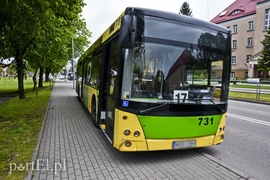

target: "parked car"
[68,72,75,80]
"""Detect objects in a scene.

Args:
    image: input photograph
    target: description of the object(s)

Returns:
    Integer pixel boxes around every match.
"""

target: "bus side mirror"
[118,15,137,48]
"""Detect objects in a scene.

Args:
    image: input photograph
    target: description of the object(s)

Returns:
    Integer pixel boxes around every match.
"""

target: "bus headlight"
[125,140,132,147]
[134,131,140,137]
[124,130,131,136]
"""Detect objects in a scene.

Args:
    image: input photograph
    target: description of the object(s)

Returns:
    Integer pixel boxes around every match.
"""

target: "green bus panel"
[138,115,222,139]
[83,86,89,108]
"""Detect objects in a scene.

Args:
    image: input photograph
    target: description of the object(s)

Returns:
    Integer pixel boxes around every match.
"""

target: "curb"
[198,151,255,180]
[229,97,270,105]
[25,85,54,180]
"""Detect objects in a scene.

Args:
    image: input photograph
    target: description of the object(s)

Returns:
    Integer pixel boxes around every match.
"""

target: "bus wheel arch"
[91,95,99,128]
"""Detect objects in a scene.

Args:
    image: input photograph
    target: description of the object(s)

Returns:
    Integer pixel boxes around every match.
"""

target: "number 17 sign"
[173,90,189,103]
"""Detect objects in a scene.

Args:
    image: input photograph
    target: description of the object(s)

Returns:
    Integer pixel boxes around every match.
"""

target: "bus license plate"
[173,140,196,149]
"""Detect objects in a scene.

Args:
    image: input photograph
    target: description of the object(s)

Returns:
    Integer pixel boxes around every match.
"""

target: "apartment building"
[211,0,270,79]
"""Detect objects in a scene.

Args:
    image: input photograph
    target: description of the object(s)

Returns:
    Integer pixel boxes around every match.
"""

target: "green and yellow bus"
[76,7,231,151]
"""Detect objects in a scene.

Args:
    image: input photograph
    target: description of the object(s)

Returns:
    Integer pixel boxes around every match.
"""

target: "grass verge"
[229,91,270,103]
[230,83,270,90]
[0,78,53,180]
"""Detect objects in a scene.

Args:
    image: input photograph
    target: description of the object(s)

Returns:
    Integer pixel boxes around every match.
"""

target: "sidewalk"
[29,80,251,180]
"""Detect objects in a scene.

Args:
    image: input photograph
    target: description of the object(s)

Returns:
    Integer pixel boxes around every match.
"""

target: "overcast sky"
[82,0,235,44]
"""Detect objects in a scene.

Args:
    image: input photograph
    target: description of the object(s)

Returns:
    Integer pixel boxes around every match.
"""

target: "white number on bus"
[174,90,189,103]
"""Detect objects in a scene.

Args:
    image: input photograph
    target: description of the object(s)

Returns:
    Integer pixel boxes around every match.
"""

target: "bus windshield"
[121,16,230,104]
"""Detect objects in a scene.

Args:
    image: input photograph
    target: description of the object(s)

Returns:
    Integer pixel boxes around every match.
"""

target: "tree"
[179,2,193,17]
[0,0,90,99]
[258,27,270,79]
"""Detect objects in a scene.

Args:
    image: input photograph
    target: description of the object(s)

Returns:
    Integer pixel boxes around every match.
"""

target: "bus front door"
[104,38,120,142]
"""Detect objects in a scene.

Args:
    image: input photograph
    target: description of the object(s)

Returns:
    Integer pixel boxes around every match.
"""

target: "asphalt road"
[201,100,270,180]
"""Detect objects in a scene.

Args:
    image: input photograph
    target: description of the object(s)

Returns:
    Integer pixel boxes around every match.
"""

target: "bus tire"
[91,97,100,128]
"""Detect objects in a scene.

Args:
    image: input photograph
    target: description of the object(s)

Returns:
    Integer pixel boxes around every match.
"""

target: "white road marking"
[228,113,270,127]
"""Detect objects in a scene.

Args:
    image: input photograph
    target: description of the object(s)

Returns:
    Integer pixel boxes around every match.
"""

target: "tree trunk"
[45,67,51,82]
[38,66,44,87]
[33,68,38,92]
[13,38,34,99]
[15,52,26,99]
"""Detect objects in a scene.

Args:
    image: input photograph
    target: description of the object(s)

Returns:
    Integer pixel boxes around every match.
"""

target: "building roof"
[211,0,262,24]
[247,51,262,63]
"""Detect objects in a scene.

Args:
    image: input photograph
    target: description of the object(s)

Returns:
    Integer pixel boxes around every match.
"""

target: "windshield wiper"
[139,103,169,114]
[208,99,225,114]
[139,100,225,114]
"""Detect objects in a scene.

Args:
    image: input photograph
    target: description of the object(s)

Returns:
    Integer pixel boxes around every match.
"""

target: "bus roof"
[128,7,230,33]
[78,7,230,63]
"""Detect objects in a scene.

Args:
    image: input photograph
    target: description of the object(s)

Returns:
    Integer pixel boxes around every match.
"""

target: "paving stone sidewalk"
[28,80,251,180]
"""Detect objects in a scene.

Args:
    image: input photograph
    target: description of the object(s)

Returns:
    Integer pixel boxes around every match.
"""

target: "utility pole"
[72,38,75,89]
[207,0,209,20]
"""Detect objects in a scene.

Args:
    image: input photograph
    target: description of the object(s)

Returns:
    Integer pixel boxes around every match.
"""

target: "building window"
[232,40,237,48]
[247,37,253,47]
[227,26,231,31]
[231,9,243,15]
[231,56,236,64]
[246,55,251,61]
[230,72,235,79]
[233,25,238,33]
[211,72,216,78]
[265,9,270,31]
[248,21,254,31]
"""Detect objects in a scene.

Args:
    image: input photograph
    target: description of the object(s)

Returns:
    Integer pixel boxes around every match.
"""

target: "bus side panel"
[213,113,226,144]
[83,85,99,114]
[83,85,88,108]
[113,109,148,151]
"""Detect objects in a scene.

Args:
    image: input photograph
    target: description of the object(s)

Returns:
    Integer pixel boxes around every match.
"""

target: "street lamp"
[72,38,75,89]
[207,0,209,20]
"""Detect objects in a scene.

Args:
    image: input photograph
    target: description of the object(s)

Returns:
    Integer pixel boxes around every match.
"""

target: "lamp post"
[72,38,75,89]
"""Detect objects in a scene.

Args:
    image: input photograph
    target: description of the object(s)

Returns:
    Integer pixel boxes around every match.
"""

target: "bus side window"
[87,63,91,85]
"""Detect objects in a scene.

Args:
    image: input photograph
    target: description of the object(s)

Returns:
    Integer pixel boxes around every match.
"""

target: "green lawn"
[229,91,270,102]
[230,83,270,90]
[0,78,53,180]
[229,83,270,102]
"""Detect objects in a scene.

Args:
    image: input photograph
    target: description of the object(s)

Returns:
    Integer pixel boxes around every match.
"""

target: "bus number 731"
[198,117,214,126]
